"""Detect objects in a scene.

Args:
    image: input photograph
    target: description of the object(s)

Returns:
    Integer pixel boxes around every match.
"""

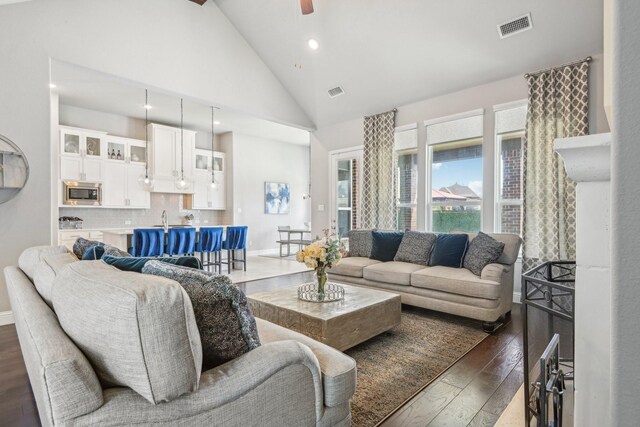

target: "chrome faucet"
[161,210,168,231]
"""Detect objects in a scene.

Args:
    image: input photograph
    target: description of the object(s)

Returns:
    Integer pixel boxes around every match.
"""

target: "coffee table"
[247,284,401,351]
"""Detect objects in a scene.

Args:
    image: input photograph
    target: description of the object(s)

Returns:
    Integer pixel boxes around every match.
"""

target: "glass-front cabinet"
[192,149,225,210]
[105,136,147,164]
[59,127,106,182]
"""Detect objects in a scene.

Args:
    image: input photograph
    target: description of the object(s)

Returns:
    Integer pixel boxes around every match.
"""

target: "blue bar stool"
[131,228,165,257]
[221,226,248,273]
[197,227,224,273]
[167,227,196,257]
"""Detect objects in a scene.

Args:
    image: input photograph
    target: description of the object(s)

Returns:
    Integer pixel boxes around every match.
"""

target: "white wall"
[60,105,146,140]
[0,0,311,312]
[311,55,609,238]
[227,133,310,252]
[610,0,640,424]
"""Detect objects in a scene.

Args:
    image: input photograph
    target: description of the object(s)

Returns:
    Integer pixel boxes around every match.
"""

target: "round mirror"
[0,134,29,204]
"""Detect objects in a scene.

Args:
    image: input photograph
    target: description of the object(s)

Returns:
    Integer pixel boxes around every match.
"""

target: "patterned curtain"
[361,110,397,230]
[522,60,590,271]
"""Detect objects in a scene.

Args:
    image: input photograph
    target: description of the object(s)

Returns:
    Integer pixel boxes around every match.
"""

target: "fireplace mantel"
[555,133,611,182]
[555,132,611,427]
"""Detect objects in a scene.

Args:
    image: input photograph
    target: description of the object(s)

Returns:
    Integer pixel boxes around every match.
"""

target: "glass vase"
[316,268,327,300]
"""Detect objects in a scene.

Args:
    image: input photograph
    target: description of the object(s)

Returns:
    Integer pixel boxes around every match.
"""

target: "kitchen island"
[102,225,231,252]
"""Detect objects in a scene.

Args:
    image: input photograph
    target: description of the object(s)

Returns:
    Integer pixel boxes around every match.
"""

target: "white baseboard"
[0,311,14,326]
[513,291,522,304]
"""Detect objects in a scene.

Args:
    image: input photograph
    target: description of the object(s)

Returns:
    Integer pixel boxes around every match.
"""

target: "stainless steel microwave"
[63,181,102,206]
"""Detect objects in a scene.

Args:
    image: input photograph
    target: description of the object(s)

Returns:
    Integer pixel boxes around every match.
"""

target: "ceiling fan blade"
[300,0,314,15]
[189,0,207,5]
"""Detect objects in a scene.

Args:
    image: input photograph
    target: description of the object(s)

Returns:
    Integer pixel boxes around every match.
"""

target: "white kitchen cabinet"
[211,171,225,209]
[127,163,150,208]
[102,162,127,207]
[147,123,195,193]
[60,127,106,182]
[191,149,226,210]
[58,230,103,251]
[192,170,211,209]
[103,159,150,209]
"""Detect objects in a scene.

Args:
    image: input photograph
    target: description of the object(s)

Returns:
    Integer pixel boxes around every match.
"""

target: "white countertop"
[59,225,231,235]
[101,225,234,236]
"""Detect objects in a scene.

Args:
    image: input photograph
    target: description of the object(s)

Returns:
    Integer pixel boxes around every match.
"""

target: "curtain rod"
[524,56,592,78]
[364,108,397,119]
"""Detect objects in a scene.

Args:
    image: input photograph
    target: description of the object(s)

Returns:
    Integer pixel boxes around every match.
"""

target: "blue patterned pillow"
[82,244,106,260]
[73,237,104,259]
[103,255,202,273]
[142,261,260,370]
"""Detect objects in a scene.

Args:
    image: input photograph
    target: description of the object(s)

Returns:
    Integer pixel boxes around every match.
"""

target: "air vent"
[327,86,345,98]
[497,13,533,39]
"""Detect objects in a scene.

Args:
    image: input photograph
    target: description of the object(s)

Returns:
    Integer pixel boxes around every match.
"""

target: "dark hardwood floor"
[0,270,523,427]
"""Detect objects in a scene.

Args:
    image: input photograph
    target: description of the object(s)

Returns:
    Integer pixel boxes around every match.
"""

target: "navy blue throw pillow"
[102,255,202,273]
[82,244,106,260]
[370,231,404,262]
[429,234,469,268]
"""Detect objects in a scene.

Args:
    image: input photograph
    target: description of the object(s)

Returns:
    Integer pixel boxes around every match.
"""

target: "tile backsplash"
[59,193,224,229]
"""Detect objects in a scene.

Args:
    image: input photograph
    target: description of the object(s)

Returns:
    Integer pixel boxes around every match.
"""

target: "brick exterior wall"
[500,137,523,235]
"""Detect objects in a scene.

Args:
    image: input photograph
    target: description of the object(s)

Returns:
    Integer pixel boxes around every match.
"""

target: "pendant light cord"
[145,89,149,178]
[211,106,215,185]
[180,98,184,179]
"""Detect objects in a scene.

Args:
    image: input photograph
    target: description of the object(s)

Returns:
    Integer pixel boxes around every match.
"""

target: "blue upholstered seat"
[131,228,165,257]
[221,226,248,273]
[167,227,196,256]
[197,227,224,273]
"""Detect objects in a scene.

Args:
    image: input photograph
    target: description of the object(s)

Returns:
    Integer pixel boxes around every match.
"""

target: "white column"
[555,133,611,427]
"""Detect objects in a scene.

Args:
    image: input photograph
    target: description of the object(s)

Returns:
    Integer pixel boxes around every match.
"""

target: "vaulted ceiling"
[213,0,603,127]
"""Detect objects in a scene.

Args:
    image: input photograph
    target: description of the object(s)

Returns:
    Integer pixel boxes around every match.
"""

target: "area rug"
[345,306,489,427]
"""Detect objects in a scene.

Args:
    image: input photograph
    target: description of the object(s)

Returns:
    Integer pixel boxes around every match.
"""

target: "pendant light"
[210,106,217,189]
[138,89,155,191]
[175,98,190,191]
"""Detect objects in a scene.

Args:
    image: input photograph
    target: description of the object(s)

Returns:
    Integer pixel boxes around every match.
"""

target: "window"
[395,126,418,230]
[495,103,527,236]
[426,112,484,232]
[336,159,354,237]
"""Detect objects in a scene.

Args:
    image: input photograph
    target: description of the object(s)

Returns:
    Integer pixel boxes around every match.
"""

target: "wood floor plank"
[481,359,524,417]
[467,409,500,427]
[383,381,463,427]
[426,319,524,426]
[439,312,521,389]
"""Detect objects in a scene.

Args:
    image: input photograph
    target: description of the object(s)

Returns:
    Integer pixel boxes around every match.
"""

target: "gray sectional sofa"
[329,232,522,331]
[5,245,356,427]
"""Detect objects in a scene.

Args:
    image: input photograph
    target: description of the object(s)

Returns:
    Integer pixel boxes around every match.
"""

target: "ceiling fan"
[188,0,314,15]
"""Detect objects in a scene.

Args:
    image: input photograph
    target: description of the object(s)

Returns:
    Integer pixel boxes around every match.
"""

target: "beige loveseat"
[5,246,356,427]
[329,232,521,331]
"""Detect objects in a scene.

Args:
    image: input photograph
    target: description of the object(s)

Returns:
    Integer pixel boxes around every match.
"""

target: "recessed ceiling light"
[144,104,152,110]
[308,38,319,50]
[214,121,220,125]
[49,83,56,89]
